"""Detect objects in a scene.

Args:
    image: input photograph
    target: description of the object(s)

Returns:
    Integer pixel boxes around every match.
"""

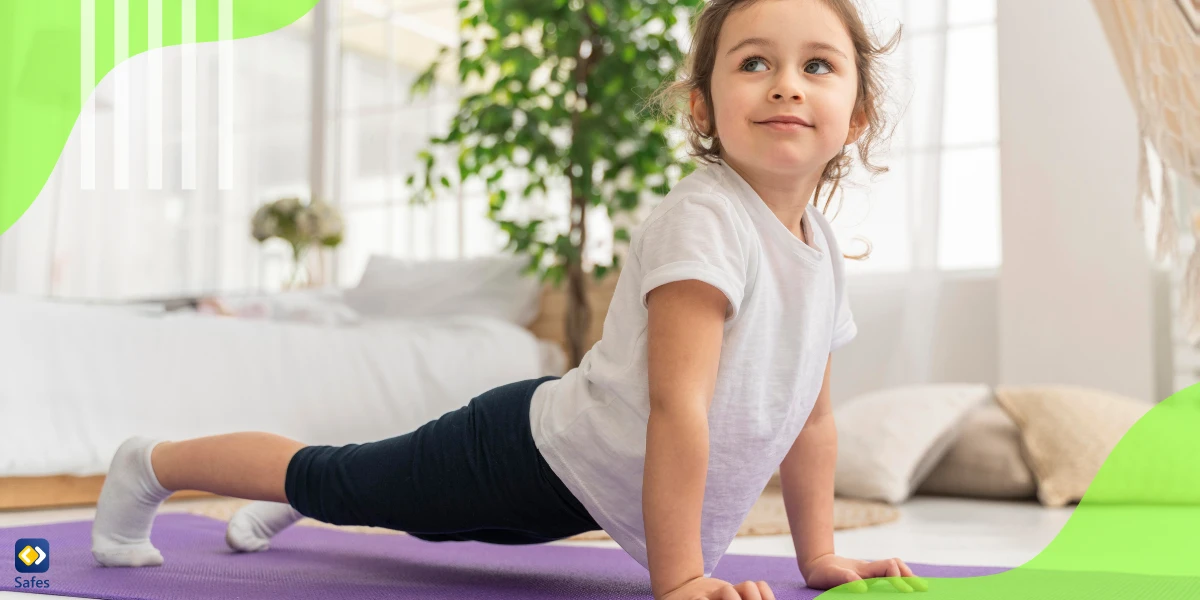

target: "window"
[836,0,1001,273]
[331,0,487,288]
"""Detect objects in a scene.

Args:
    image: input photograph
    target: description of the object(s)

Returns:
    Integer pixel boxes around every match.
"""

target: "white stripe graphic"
[80,0,95,190]
[147,0,163,190]
[182,0,196,190]
[219,0,234,190]
[114,0,128,189]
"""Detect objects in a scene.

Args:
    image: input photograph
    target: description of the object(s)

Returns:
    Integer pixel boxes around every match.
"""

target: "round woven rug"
[181,483,899,540]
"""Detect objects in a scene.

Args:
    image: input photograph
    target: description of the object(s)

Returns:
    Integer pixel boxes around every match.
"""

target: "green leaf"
[587,3,607,26]
[405,0,690,311]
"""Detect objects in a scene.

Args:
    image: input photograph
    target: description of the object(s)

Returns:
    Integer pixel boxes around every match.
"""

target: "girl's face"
[691,0,865,178]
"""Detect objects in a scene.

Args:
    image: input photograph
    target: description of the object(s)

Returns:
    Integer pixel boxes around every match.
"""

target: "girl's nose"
[770,76,805,102]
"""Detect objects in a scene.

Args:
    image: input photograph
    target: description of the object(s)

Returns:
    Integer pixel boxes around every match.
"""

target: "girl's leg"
[151,432,305,501]
[268,377,597,544]
[91,433,306,567]
[153,433,309,554]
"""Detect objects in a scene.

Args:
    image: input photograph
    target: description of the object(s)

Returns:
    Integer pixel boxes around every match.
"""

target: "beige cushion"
[995,385,1152,508]
[831,384,992,504]
[916,400,1037,499]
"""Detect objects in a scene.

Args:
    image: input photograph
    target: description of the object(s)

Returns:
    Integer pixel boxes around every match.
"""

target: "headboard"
[526,272,621,360]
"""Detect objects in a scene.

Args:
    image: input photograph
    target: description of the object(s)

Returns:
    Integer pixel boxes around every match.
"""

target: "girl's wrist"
[798,552,835,579]
[651,570,705,600]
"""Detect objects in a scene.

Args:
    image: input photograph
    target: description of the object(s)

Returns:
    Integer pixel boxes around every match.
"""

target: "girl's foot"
[91,437,172,567]
[225,501,304,552]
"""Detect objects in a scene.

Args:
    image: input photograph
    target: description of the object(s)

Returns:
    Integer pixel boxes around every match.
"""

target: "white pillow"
[344,255,542,326]
[197,288,361,326]
[834,384,991,504]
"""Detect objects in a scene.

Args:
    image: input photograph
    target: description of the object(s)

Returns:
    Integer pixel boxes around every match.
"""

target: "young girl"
[91,1,926,598]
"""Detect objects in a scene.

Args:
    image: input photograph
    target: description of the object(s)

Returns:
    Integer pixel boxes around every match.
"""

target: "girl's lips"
[757,120,814,132]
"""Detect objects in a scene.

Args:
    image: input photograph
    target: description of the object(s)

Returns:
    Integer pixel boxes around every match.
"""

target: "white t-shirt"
[528,159,857,577]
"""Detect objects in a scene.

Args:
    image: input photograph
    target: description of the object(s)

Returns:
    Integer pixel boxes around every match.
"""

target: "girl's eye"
[804,59,834,75]
[741,57,768,73]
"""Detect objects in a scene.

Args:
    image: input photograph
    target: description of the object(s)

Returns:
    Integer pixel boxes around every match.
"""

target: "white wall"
[831,273,999,405]
[832,0,1163,404]
[996,0,1155,401]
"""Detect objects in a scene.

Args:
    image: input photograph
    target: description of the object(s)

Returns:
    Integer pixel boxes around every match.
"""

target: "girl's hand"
[800,554,929,593]
[658,575,776,600]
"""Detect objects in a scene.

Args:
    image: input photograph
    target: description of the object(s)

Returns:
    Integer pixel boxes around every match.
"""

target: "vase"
[285,245,310,291]
[284,246,328,291]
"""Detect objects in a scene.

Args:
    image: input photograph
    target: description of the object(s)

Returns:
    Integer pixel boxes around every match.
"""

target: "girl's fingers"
[860,559,894,578]
[861,559,913,593]
[717,584,741,600]
[733,580,763,600]
[885,559,902,579]
[839,568,868,594]
[904,576,930,592]
[756,580,776,600]
[893,559,929,592]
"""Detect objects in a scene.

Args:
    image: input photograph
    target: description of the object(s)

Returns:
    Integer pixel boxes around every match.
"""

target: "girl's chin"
[759,155,821,174]
[725,147,828,174]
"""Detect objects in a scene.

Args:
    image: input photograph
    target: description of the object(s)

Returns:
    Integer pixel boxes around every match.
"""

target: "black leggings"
[284,376,601,544]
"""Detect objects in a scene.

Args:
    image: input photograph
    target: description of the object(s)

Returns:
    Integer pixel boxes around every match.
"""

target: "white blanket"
[0,294,549,477]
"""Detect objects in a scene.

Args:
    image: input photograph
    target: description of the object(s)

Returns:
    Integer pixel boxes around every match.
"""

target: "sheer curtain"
[329,0,491,289]
[0,15,315,299]
[0,0,1001,307]
[823,0,1000,386]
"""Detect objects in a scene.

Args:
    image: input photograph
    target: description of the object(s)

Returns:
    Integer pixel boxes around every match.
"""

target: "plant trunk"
[564,28,603,369]
[565,193,590,368]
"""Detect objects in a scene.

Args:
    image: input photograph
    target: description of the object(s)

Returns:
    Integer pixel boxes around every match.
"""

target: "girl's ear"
[844,108,868,145]
[689,88,713,135]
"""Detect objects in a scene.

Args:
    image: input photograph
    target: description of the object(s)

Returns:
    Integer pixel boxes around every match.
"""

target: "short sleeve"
[827,229,858,351]
[636,194,748,321]
[831,283,857,351]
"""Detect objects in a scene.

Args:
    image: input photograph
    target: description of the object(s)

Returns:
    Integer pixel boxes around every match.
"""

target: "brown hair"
[651,0,900,259]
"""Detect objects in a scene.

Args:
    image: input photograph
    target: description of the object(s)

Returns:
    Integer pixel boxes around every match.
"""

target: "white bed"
[0,291,559,478]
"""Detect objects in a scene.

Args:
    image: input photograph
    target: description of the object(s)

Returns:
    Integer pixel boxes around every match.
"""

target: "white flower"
[274,197,302,217]
[251,205,279,241]
[308,201,344,245]
[295,207,319,239]
[320,214,344,241]
[251,197,344,249]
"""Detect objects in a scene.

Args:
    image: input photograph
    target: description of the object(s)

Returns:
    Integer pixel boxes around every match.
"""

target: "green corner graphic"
[0,0,320,237]
[819,383,1200,598]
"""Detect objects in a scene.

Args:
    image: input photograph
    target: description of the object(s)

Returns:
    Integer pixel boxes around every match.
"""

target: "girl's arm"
[779,353,838,579]
[643,279,728,599]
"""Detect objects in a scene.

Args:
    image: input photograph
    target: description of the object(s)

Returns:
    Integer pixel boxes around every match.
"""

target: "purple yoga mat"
[4,514,1005,599]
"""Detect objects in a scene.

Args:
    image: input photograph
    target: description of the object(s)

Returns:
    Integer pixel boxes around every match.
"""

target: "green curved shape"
[820,383,1200,598]
[0,0,319,237]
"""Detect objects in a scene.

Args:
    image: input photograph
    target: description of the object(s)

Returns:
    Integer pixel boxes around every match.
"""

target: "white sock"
[225,501,304,552]
[91,436,173,567]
